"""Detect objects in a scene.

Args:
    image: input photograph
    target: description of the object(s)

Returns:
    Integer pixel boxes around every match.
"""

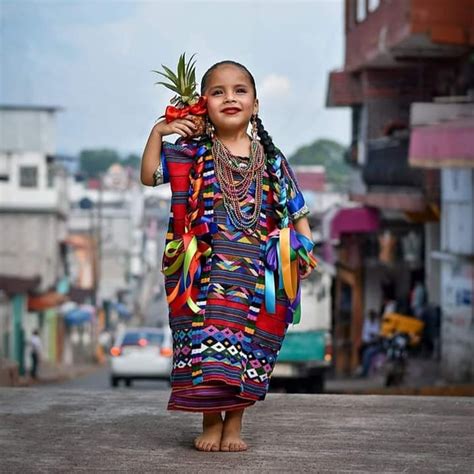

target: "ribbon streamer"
[264,228,317,324]
[165,96,208,123]
[163,227,212,314]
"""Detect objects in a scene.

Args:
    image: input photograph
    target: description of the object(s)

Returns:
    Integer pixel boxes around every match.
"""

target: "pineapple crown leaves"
[152,52,200,106]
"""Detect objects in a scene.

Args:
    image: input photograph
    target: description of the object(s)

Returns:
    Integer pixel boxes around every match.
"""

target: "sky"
[0,0,350,157]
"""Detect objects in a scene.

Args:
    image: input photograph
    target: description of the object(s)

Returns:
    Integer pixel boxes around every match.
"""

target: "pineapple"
[153,53,207,138]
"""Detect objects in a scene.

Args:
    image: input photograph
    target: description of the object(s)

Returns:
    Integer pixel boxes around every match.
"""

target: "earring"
[205,116,215,140]
[251,114,258,141]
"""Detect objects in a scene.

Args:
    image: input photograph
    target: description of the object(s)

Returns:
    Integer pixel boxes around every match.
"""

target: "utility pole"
[96,173,103,305]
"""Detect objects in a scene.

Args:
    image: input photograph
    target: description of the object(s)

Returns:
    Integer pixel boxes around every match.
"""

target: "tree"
[288,138,350,190]
[79,149,120,178]
[121,153,141,170]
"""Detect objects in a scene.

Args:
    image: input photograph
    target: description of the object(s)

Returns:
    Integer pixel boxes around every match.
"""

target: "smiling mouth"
[222,108,241,114]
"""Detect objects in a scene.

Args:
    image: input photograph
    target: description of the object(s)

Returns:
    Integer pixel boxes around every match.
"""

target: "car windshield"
[121,331,164,347]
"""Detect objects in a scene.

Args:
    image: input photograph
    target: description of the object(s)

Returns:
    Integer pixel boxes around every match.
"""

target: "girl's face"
[203,65,259,136]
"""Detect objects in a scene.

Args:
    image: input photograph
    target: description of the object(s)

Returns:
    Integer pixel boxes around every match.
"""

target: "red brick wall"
[344,0,473,71]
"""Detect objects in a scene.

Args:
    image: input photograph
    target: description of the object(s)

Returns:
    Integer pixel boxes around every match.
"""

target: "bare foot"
[194,412,224,452]
[220,409,248,452]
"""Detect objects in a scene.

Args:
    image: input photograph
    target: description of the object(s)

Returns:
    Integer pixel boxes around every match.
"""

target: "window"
[19,166,38,188]
[368,0,381,12]
[47,165,55,188]
[122,331,164,347]
[356,0,367,23]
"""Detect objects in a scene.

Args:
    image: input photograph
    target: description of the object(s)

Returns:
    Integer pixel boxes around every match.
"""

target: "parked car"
[109,327,173,387]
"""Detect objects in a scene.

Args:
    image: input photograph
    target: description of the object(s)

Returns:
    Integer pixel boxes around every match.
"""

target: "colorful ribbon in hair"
[165,96,208,123]
[264,228,317,324]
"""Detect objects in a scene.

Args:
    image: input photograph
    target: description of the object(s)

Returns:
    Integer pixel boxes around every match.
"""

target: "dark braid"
[255,115,288,227]
[254,115,278,161]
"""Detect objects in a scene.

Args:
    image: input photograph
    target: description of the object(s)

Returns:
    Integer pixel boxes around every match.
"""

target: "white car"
[109,327,173,387]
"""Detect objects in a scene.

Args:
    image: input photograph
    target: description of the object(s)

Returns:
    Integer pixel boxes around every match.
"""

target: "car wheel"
[111,376,119,388]
[125,378,132,387]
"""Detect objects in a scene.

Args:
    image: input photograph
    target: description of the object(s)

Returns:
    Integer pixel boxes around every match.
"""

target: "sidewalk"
[1,389,472,472]
[17,361,102,387]
[326,356,474,396]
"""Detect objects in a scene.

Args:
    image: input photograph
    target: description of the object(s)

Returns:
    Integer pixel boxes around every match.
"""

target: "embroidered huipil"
[154,137,310,412]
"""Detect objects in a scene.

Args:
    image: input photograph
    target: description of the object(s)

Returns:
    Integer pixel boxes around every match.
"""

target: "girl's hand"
[300,265,312,280]
[153,115,197,138]
[299,255,315,280]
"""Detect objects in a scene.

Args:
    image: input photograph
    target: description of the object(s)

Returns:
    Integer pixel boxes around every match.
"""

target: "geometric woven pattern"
[161,140,307,413]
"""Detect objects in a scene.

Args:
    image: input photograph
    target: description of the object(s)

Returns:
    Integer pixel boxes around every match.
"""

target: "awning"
[64,305,95,326]
[325,206,380,240]
[350,192,427,212]
[326,70,362,107]
[409,118,474,168]
[28,292,68,311]
[0,275,40,295]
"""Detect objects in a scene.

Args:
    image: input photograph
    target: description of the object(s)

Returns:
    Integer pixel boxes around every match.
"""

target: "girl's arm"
[140,116,197,186]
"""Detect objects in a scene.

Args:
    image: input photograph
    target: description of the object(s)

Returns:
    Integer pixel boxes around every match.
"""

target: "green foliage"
[79,149,120,178]
[288,138,350,189]
[78,149,142,178]
[122,154,141,170]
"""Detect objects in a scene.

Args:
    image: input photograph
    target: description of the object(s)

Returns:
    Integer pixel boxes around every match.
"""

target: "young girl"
[141,61,315,452]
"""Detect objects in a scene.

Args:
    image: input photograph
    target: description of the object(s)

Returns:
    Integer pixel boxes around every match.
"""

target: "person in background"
[359,310,381,363]
[29,329,42,380]
[410,280,427,319]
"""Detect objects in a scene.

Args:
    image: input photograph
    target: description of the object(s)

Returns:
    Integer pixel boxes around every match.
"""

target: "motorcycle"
[383,332,410,387]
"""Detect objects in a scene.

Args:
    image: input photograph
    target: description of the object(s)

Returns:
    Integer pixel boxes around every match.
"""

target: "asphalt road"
[39,364,170,391]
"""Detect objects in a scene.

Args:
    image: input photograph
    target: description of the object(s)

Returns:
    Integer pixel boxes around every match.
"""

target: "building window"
[47,165,55,188]
[356,0,367,22]
[368,0,381,12]
[19,166,38,188]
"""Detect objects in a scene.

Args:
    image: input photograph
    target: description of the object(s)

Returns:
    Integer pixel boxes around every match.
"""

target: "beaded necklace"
[212,137,265,230]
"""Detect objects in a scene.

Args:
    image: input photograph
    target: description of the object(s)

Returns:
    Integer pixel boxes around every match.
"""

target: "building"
[0,105,69,373]
[325,0,473,375]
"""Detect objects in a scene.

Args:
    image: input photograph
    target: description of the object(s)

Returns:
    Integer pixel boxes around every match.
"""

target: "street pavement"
[39,365,169,391]
[0,389,472,473]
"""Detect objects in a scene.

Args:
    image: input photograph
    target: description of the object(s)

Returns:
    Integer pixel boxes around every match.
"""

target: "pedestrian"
[410,280,426,319]
[358,310,380,364]
[141,59,316,452]
[29,329,42,380]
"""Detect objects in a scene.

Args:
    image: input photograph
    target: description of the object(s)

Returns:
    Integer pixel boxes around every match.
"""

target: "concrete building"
[325,0,473,375]
[0,105,69,373]
[409,102,474,382]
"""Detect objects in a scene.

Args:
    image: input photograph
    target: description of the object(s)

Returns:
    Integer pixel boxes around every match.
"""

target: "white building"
[0,105,69,371]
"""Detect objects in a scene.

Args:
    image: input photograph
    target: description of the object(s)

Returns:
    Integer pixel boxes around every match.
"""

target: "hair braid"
[184,140,208,231]
[255,116,289,228]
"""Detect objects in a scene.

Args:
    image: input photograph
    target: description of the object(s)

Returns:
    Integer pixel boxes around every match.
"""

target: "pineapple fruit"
[153,53,207,138]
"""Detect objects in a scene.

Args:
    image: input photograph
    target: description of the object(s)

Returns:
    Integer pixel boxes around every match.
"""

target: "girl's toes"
[211,443,219,452]
[220,442,229,452]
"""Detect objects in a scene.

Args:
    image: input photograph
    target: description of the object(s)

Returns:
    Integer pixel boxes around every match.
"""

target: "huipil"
[153,136,313,412]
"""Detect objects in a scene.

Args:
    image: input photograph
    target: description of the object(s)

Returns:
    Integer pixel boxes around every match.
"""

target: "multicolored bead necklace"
[212,137,265,230]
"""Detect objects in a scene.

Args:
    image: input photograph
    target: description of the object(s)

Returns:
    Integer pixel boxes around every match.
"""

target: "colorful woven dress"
[155,137,314,412]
